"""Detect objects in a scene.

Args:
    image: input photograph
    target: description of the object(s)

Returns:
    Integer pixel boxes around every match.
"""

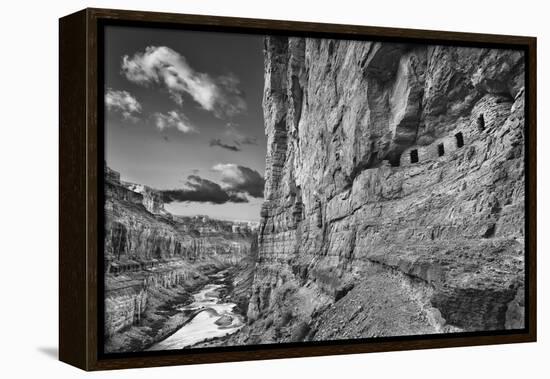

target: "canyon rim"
[102,26,526,354]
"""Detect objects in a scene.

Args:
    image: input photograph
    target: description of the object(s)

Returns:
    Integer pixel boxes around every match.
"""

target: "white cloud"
[122,46,246,118]
[212,163,245,184]
[105,89,141,121]
[212,163,264,198]
[153,111,196,134]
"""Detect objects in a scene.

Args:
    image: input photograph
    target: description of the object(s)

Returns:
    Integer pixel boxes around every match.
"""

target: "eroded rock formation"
[238,37,525,344]
[103,167,256,351]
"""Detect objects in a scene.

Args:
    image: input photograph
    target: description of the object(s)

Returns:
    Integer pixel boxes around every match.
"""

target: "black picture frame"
[59,8,537,371]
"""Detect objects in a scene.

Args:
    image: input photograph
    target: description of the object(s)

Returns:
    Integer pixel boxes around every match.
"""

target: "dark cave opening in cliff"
[455,132,464,148]
[477,114,486,131]
[154,246,162,260]
[389,159,400,168]
[410,149,419,164]
[438,143,445,157]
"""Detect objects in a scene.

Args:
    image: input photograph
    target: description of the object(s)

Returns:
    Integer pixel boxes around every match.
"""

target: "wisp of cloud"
[105,88,142,121]
[224,122,258,146]
[154,111,196,134]
[122,46,247,118]
[209,139,241,152]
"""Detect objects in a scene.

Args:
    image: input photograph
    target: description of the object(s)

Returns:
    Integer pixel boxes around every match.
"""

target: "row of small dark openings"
[409,132,465,164]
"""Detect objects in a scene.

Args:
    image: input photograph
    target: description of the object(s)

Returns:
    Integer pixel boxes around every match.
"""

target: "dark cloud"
[160,175,248,204]
[238,136,258,145]
[209,138,241,152]
[212,164,264,198]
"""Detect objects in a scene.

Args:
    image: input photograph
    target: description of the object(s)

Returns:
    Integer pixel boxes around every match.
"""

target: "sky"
[104,26,266,222]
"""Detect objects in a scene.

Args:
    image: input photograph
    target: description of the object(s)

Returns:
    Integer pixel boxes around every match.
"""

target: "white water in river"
[148,277,244,351]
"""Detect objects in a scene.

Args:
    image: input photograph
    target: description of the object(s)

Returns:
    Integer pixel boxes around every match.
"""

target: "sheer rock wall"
[244,37,525,342]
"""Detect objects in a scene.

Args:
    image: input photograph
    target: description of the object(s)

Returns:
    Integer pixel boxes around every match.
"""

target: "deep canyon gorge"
[104,36,525,352]
[104,166,257,352]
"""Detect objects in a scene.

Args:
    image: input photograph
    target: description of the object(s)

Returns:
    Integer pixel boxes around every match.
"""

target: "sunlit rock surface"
[237,37,525,344]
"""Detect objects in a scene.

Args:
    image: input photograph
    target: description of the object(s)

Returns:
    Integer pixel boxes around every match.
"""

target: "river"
[148,270,244,350]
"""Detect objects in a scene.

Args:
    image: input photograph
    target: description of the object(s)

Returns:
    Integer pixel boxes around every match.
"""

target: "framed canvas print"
[59,8,537,371]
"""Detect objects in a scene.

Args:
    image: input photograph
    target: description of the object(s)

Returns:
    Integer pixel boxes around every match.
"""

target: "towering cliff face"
[244,37,525,343]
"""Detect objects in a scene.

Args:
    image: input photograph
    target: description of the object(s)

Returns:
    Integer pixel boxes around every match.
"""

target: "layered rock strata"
[240,37,525,343]
[103,168,254,350]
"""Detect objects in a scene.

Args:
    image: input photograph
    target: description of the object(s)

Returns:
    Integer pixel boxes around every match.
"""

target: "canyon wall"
[104,168,254,340]
[242,37,525,343]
